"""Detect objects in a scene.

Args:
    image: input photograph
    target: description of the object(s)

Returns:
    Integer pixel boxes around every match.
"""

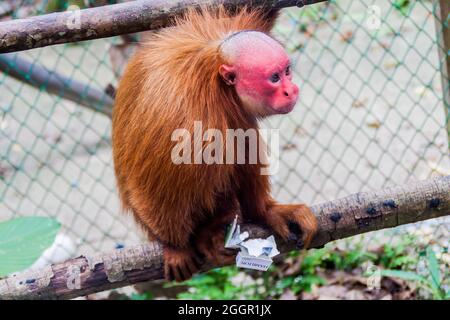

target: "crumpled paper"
[224,215,280,271]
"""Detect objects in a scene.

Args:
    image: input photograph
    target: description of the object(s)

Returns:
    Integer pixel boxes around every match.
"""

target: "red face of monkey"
[219,31,299,117]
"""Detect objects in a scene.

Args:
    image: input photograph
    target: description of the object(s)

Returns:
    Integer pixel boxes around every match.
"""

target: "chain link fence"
[0,0,449,293]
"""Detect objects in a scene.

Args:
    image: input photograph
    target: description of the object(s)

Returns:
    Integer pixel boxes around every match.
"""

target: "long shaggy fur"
[112,7,277,247]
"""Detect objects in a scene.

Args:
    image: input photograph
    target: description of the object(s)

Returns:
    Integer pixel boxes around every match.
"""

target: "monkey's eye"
[285,66,291,76]
[270,73,280,83]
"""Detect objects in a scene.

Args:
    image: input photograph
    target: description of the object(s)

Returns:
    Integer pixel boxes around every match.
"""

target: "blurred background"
[0,0,449,299]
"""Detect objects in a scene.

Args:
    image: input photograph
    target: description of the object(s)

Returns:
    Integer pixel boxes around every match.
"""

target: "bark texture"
[0,53,113,116]
[0,175,448,300]
[0,0,327,53]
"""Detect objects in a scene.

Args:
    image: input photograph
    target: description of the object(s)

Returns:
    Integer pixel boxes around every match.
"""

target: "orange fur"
[112,6,317,281]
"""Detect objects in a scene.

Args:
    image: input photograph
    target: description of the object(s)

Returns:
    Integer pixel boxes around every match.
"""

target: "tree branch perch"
[0,0,327,54]
[0,175,448,300]
[0,53,114,116]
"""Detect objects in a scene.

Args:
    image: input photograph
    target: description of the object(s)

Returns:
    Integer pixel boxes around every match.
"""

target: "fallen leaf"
[352,98,368,108]
[291,43,305,52]
[0,118,8,131]
[280,289,297,300]
[12,143,22,153]
[380,42,391,50]
[427,161,450,176]
[282,143,297,151]
[367,121,381,129]
[316,285,349,299]
[344,289,367,300]
[317,295,341,300]
[295,127,309,137]
[414,85,430,97]
[299,25,315,38]
[381,277,406,294]
[301,291,316,300]
[383,61,399,69]
[340,31,354,43]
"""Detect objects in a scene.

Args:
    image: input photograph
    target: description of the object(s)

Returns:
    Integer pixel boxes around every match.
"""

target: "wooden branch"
[0,175,448,300]
[0,53,113,117]
[0,0,327,54]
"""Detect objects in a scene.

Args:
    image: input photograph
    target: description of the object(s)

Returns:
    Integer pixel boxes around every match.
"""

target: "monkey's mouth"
[278,102,296,114]
[270,100,297,114]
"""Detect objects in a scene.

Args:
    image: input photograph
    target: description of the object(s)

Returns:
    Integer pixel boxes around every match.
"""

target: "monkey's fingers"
[209,230,238,264]
[288,205,318,249]
[191,253,203,270]
[207,244,237,265]
[178,264,191,281]
[165,263,175,281]
[218,249,238,265]
[195,236,234,266]
[220,248,237,256]
[267,204,318,248]
[163,246,202,282]
[184,260,197,276]
[165,262,192,282]
[184,254,202,276]
[172,265,184,282]
[213,233,238,259]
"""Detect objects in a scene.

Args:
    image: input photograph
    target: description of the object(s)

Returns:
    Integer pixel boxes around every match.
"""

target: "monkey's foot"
[266,204,318,249]
[163,246,202,282]
[195,226,237,266]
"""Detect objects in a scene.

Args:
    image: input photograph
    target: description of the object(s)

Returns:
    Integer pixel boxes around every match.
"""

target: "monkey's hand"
[163,246,202,282]
[266,204,318,249]
[195,225,237,266]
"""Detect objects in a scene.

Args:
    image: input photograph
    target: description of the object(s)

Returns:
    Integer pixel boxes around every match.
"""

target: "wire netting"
[0,0,449,293]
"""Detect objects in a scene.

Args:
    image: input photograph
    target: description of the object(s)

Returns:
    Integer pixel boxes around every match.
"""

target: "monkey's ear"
[219,65,236,86]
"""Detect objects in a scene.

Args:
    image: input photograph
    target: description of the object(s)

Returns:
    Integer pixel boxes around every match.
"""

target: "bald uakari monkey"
[112,6,318,282]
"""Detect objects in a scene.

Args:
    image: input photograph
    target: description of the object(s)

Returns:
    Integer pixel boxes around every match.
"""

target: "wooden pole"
[0,53,113,117]
[0,0,327,54]
[0,175,448,300]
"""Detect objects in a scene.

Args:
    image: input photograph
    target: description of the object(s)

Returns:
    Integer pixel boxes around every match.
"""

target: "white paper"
[236,252,272,271]
[224,216,280,271]
[240,235,280,258]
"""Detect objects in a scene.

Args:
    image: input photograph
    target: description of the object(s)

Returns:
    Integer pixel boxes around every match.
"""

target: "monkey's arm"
[236,169,318,249]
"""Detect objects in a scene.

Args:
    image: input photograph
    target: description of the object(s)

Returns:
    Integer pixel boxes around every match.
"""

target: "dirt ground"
[0,1,449,273]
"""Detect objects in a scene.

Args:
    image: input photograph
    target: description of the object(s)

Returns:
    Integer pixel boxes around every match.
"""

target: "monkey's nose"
[284,85,299,98]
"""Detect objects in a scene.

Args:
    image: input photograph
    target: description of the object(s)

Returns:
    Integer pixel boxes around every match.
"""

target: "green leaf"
[276,277,294,290]
[426,247,441,291]
[0,217,60,276]
[129,292,153,300]
[379,269,427,283]
[392,0,411,16]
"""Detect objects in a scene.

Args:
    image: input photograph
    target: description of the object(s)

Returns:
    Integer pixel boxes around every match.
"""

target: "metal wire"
[0,0,448,279]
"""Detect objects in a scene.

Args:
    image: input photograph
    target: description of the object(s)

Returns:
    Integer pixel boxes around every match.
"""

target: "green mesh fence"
[0,0,449,294]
